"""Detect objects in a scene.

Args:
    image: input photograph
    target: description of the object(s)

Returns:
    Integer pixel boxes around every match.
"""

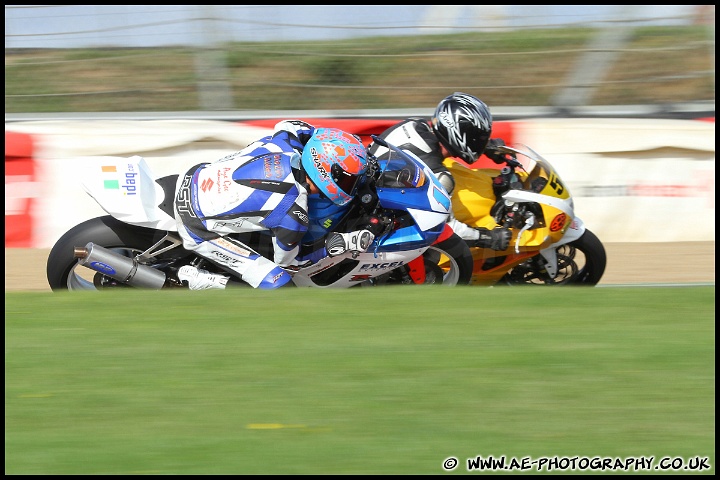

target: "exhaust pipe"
[74,242,167,289]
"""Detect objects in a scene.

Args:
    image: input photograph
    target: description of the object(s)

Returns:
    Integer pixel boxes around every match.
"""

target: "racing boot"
[178,265,230,290]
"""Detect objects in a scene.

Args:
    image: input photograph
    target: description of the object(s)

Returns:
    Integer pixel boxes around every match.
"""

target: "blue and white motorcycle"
[46,136,473,291]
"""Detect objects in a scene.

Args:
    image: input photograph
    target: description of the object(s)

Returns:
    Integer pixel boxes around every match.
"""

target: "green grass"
[5,286,715,474]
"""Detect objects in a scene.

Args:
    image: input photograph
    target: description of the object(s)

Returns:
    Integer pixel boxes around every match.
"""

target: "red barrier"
[237,118,515,169]
[238,118,400,146]
[5,131,37,247]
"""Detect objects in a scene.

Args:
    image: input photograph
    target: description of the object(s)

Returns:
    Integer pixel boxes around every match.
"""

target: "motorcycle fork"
[406,256,427,284]
[406,224,454,284]
[470,250,536,284]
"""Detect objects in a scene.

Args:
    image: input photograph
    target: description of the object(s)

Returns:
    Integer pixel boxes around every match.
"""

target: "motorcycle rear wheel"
[46,215,185,291]
[500,229,606,286]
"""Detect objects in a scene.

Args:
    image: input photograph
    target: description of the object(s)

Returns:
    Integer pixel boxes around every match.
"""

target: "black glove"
[484,138,515,165]
[473,227,511,251]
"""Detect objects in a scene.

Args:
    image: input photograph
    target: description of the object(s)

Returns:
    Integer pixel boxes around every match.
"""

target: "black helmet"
[431,92,493,164]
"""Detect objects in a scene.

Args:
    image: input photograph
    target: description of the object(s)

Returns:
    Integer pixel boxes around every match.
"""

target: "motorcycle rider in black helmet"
[367,92,512,251]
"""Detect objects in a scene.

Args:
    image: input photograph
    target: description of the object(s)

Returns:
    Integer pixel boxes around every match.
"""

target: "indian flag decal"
[101,163,137,195]
[102,165,120,190]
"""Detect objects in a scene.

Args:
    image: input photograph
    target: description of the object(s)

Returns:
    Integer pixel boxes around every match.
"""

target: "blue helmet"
[301,128,368,206]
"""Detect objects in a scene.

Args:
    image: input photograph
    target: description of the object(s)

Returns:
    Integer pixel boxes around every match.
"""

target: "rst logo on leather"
[176,173,196,218]
[292,210,309,223]
[101,163,139,195]
[212,220,247,229]
[210,250,240,266]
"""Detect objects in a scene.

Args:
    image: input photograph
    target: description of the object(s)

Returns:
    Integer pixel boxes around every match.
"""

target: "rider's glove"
[472,227,511,251]
[484,138,516,165]
[326,230,375,257]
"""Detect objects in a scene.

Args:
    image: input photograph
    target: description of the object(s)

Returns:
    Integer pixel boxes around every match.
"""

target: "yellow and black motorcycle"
[444,143,607,286]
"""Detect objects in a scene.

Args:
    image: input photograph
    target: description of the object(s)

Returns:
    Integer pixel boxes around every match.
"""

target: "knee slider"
[257,267,294,289]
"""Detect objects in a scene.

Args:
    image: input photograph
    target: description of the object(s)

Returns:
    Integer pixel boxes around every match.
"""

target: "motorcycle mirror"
[506,158,523,169]
[370,134,387,148]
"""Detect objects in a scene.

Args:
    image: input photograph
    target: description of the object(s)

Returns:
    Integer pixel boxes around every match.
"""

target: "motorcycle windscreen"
[376,157,426,189]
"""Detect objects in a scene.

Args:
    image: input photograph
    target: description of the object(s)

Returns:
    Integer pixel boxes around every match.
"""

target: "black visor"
[331,163,362,196]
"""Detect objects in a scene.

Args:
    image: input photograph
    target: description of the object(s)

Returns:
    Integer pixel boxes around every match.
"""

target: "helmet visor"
[331,163,363,197]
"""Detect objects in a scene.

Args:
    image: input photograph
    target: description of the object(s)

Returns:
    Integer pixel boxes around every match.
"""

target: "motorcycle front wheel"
[500,229,607,286]
[367,232,474,286]
[422,232,474,285]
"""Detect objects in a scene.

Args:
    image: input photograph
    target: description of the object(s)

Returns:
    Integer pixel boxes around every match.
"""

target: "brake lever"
[514,213,535,254]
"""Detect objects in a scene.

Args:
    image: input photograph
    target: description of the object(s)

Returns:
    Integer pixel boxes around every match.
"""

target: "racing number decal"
[548,173,565,195]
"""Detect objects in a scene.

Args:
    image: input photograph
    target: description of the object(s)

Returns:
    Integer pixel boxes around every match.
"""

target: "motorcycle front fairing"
[373,153,452,249]
[290,248,428,287]
[294,147,453,287]
[304,151,452,251]
[500,146,577,251]
[495,145,587,279]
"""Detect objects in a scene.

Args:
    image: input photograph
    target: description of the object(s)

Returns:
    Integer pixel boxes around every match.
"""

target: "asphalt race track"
[4,242,715,291]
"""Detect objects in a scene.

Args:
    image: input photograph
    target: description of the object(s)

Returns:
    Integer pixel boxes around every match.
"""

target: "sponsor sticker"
[550,213,567,232]
[359,261,405,271]
[101,163,138,195]
[89,261,116,275]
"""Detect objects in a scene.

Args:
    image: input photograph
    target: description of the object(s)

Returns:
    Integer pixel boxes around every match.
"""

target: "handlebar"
[485,143,524,170]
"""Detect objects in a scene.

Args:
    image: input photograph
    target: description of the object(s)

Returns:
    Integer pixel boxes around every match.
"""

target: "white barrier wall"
[4,118,715,247]
[513,118,715,243]
[6,120,274,248]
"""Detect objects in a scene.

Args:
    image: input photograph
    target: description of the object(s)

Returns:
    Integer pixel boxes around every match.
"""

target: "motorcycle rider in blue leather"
[367,92,512,251]
[174,120,374,290]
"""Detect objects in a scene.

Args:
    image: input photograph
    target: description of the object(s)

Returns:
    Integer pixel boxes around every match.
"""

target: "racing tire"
[46,215,177,291]
[424,232,474,285]
[500,229,607,286]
